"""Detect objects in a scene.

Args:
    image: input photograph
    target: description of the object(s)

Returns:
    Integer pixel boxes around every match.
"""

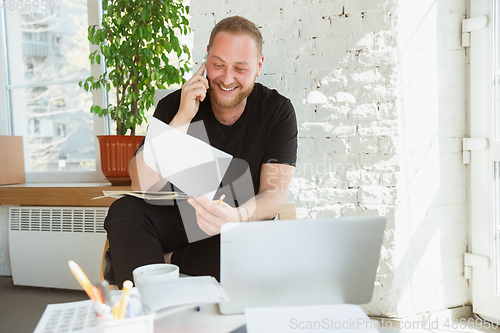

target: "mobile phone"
[202,52,208,78]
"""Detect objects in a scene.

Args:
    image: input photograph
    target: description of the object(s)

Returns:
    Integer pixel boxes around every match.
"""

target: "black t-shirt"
[149,83,297,205]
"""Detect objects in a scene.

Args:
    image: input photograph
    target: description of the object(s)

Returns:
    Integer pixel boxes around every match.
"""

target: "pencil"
[116,280,133,319]
[68,260,96,302]
[217,194,225,205]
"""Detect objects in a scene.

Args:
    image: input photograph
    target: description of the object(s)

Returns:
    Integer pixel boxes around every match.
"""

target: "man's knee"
[104,196,147,232]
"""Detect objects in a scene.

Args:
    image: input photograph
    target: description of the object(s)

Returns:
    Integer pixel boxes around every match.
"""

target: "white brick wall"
[190,0,468,317]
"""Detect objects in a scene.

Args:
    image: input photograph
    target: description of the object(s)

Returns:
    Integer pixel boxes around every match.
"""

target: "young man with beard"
[104,16,298,287]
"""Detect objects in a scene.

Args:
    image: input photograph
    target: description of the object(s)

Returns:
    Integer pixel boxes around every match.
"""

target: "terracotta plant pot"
[97,135,145,185]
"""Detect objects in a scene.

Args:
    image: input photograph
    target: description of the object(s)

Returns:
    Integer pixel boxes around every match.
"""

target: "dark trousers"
[104,196,220,288]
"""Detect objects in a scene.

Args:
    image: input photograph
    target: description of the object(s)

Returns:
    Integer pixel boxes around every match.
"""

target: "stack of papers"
[94,191,189,201]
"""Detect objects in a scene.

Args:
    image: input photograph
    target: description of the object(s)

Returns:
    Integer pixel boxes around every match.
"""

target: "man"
[104,16,297,287]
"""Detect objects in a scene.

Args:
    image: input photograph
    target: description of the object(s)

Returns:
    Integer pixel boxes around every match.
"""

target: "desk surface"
[0,182,131,207]
[155,304,245,333]
[153,305,399,333]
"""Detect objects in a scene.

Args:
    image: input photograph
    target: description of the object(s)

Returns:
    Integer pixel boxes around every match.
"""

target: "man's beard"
[208,77,255,109]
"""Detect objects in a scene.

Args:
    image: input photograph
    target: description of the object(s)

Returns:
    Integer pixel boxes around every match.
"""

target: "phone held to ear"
[202,52,208,78]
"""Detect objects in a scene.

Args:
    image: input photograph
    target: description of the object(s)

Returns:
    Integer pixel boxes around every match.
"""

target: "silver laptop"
[219,216,386,315]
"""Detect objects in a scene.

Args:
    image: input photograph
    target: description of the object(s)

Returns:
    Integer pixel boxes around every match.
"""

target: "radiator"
[9,206,108,290]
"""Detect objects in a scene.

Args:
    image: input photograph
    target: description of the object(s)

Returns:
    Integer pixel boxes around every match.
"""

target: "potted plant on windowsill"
[79,0,191,185]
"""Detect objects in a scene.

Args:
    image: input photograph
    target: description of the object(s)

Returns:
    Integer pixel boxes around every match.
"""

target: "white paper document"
[139,276,230,319]
[143,118,233,200]
[245,304,379,333]
[94,191,189,200]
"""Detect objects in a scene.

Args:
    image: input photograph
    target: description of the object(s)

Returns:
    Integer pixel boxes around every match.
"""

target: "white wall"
[0,206,12,276]
[391,0,468,317]
[190,0,469,317]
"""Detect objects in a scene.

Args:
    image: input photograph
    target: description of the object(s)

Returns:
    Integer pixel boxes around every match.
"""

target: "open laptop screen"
[219,216,386,315]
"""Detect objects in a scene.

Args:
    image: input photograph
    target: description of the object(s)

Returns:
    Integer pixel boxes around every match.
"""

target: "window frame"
[468,0,500,323]
[0,0,108,183]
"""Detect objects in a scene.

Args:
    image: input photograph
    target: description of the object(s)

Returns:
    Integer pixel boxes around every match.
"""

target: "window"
[0,0,106,182]
[1,0,192,182]
[468,0,500,323]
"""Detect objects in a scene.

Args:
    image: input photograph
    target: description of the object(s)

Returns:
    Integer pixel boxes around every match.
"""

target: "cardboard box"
[0,136,26,185]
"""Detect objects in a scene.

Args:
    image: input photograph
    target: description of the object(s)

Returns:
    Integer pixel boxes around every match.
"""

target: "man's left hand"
[187,196,241,235]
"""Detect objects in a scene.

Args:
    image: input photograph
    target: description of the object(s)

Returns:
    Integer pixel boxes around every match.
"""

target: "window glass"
[5,0,95,172]
[495,0,500,140]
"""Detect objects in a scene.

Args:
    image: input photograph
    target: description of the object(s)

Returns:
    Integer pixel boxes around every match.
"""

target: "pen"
[126,296,141,319]
[116,280,133,319]
[68,260,100,302]
[98,280,112,306]
[112,300,120,319]
[217,194,225,205]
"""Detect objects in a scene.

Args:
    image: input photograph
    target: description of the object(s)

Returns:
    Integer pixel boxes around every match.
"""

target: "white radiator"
[9,206,108,290]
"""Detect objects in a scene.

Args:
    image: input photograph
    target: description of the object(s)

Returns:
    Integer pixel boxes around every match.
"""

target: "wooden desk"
[0,182,131,207]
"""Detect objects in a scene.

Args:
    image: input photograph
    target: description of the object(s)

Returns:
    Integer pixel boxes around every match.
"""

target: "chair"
[100,201,297,282]
[277,201,297,220]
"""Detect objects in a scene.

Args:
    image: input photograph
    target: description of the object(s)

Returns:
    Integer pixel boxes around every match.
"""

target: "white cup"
[132,263,179,290]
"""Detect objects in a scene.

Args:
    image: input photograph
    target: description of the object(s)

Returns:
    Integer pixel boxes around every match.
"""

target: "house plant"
[79,0,191,184]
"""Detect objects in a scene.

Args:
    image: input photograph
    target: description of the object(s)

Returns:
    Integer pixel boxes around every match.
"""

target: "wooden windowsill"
[0,182,131,207]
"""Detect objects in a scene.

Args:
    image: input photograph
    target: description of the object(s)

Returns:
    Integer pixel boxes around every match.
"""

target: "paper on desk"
[94,191,189,200]
[143,117,232,200]
[245,304,379,333]
[139,276,230,319]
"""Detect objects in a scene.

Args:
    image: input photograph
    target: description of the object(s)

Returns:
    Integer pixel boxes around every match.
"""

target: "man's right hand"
[171,63,209,128]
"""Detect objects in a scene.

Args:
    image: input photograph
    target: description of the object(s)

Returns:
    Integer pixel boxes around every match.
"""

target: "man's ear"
[256,54,264,77]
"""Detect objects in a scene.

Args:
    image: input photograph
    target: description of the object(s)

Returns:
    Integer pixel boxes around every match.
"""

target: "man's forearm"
[169,113,192,133]
[129,156,141,191]
[129,151,167,192]
[238,163,295,222]
[129,113,195,192]
[238,189,288,222]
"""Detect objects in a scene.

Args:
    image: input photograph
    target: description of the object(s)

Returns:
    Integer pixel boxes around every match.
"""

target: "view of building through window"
[5,0,95,172]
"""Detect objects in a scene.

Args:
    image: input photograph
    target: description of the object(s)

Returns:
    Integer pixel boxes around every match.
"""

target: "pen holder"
[98,312,155,333]
[98,287,154,333]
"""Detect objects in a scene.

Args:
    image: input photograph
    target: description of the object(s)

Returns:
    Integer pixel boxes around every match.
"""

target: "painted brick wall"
[190,0,468,317]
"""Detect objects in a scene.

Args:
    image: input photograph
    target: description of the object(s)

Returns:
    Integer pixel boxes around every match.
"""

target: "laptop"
[219,216,386,315]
